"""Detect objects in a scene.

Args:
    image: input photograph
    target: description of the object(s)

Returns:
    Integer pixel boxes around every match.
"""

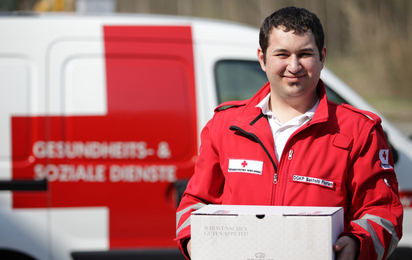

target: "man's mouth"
[283,74,305,82]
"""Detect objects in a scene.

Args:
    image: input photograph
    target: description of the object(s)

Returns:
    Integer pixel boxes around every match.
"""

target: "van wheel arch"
[0,249,37,260]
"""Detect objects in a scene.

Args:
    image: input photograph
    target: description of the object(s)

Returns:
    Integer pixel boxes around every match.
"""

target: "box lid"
[192,204,342,216]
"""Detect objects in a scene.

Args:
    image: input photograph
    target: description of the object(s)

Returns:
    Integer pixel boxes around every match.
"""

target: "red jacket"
[176,81,403,259]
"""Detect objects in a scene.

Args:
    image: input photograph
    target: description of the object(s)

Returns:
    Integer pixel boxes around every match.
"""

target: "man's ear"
[257,47,266,72]
[320,45,327,68]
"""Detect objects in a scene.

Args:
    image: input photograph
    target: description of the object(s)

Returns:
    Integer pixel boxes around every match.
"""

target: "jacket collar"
[236,79,330,126]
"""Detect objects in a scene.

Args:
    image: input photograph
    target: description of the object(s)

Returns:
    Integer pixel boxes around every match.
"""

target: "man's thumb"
[333,237,345,251]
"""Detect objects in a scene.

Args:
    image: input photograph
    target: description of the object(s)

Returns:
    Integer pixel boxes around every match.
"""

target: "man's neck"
[269,93,318,124]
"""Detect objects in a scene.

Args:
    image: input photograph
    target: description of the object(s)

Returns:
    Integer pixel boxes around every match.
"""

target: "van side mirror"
[174,180,189,207]
[166,180,189,208]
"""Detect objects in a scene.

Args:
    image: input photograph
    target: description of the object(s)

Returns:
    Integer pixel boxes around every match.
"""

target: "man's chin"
[287,82,300,87]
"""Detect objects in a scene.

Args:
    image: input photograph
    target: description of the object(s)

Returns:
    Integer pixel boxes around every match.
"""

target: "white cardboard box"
[191,205,343,260]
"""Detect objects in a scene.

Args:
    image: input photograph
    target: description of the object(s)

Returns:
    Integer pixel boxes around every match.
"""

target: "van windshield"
[214,60,347,105]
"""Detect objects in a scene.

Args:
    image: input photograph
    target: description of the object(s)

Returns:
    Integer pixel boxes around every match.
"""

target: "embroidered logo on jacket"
[228,159,263,175]
[293,175,334,189]
[379,149,393,169]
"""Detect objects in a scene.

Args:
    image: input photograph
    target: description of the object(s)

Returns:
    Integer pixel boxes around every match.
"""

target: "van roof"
[0,12,260,46]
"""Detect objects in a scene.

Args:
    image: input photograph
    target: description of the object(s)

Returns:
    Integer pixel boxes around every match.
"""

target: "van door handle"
[0,179,47,191]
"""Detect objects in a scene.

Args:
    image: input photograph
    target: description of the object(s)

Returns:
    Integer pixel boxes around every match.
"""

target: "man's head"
[259,6,325,63]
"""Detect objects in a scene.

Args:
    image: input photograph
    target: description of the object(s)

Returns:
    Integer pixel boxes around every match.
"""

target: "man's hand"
[185,239,192,258]
[333,236,360,260]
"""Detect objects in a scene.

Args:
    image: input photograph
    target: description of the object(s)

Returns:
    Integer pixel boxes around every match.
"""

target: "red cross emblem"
[11,26,196,249]
[241,160,248,167]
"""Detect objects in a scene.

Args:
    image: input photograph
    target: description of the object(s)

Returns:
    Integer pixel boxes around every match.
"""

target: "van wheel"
[0,250,36,260]
[388,247,412,260]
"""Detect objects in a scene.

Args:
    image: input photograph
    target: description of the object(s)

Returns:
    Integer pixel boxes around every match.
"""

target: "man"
[176,6,402,260]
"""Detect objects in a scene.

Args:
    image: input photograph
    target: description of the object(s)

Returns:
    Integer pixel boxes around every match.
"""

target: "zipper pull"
[384,178,390,187]
[288,150,293,160]
[274,173,278,184]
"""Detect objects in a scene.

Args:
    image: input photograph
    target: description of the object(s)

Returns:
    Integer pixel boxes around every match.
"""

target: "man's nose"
[287,55,302,73]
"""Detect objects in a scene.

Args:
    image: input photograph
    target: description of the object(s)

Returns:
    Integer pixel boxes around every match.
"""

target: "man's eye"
[300,53,314,57]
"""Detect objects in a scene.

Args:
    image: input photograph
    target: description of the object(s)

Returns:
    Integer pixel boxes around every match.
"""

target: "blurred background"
[2,0,411,136]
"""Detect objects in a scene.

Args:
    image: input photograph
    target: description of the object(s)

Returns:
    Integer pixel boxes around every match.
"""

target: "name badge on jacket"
[228,159,263,175]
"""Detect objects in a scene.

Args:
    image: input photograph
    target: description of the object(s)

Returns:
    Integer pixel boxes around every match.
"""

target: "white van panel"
[48,41,106,115]
[64,57,107,115]
[0,58,30,161]
[50,207,108,259]
[0,208,49,260]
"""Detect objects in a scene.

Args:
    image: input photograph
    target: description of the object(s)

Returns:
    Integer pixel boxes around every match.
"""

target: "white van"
[0,13,411,260]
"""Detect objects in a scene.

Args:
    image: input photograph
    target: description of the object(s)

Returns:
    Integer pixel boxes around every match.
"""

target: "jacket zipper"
[229,124,278,193]
[288,150,294,160]
[279,149,293,205]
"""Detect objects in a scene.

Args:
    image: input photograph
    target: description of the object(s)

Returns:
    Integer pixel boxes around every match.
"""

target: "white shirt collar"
[256,93,319,125]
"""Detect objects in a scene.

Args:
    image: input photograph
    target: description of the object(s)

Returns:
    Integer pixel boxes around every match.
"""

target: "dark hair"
[259,6,325,62]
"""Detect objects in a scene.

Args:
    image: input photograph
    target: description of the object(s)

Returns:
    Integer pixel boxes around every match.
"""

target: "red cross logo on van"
[11,25,197,249]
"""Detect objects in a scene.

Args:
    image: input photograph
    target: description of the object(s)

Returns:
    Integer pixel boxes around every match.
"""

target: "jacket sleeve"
[175,117,225,259]
[343,120,403,260]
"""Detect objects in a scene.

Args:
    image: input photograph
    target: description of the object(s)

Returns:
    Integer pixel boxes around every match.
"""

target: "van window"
[214,60,348,105]
[215,60,267,103]
[324,84,348,105]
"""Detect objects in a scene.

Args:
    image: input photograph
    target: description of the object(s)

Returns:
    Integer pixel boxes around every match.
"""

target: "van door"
[1,57,50,259]
[26,25,197,257]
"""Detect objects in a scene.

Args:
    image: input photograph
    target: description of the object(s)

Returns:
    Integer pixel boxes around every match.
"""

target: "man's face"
[258,27,326,102]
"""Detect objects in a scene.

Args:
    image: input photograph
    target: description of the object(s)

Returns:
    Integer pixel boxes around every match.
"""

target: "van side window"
[214,60,348,105]
[215,60,268,104]
[324,84,348,105]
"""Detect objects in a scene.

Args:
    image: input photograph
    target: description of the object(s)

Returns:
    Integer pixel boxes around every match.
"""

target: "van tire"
[0,250,37,260]
[388,247,412,260]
